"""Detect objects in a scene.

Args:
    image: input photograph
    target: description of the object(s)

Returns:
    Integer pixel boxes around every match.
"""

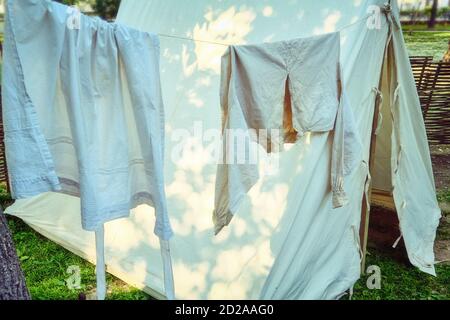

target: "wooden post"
[359,91,382,274]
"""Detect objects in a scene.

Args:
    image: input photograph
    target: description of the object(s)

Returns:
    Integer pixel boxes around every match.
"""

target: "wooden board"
[371,189,396,210]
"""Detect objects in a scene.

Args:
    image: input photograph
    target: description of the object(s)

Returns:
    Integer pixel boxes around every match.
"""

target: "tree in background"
[0,209,30,300]
[53,0,120,20]
[427,0,439,28]
[92,0,121,20]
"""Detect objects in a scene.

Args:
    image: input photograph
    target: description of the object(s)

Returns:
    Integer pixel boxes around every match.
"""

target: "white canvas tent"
[5,0,441,299]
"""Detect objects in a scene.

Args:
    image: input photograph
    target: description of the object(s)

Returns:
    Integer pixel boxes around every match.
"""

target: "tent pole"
[359,92,382,274]
[359,28,393,274]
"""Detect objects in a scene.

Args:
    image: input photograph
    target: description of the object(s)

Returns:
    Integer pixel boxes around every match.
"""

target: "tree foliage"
[53,0,120,20]
[92,0,121,20]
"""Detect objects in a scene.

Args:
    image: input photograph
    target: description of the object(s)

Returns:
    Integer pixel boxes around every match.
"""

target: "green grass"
[403,31,450,61]
[5,214,449,300]
[0,183,11,206]
[402,23,450,32]
[6,216,150,300]
[351,249,450,300]
[437,188,450,204]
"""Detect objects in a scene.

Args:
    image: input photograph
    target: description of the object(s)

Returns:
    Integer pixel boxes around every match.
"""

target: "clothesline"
[164,12,374,122]
[157,13,373,47]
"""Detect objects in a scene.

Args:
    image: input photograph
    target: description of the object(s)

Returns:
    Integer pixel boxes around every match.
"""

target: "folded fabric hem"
[213,208,234,235]
[332,189,349,209]
[11,173,61,199]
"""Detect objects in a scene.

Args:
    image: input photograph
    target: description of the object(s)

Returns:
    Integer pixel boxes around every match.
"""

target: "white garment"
[2,0,172,240]
[2,0,174,299]
[214,32,361,234]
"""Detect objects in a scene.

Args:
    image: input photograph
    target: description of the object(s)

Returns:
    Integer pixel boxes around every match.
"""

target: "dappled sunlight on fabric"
[187,89,205,108]
[254,240,276,276]
[279,137,311,176]
[249,184,289,235]
[173,262,210,298]
[211,223,232,244]
[166,171,215,236]
[211,245,255,281]
[239,239,275,292]
[230,216,248,238]
[313,11,342,34]
[262,6,274,17]
[181,46,197,77]
[162,47,180,64]
[208,214,250,243]
[106,206,162,251]
[172,137,215,173]
[196,76,212,87]
[182,6,256,74]
[106,217,145,252]
[113,260,149,288]
[207,239,275,299]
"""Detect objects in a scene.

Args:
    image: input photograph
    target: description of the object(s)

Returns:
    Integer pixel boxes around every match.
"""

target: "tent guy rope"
[157,13,374,47]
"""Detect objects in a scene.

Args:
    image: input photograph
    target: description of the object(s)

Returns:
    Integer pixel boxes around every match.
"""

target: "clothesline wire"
[157,13,373,47]
[157,33,233,46]
[164,12,374,121]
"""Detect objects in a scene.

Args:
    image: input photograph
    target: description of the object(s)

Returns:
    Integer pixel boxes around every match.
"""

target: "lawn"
[402,23,450,32]
[404,31,450,60]
[1,30,450,300]
[6,216,150,300]
[352,249,449,300]
[5,200,450,300]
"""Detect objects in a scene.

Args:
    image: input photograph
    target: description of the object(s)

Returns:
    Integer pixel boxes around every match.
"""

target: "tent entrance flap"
[372,38,396,205]
[372,44,395,198]
[360,36,398,270]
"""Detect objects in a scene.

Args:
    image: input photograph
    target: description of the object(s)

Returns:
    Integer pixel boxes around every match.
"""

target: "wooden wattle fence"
[410,56,450,145]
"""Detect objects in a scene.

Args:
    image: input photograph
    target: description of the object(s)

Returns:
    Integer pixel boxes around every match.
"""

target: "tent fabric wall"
[5,0,440,299]
[389,23,441,275]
